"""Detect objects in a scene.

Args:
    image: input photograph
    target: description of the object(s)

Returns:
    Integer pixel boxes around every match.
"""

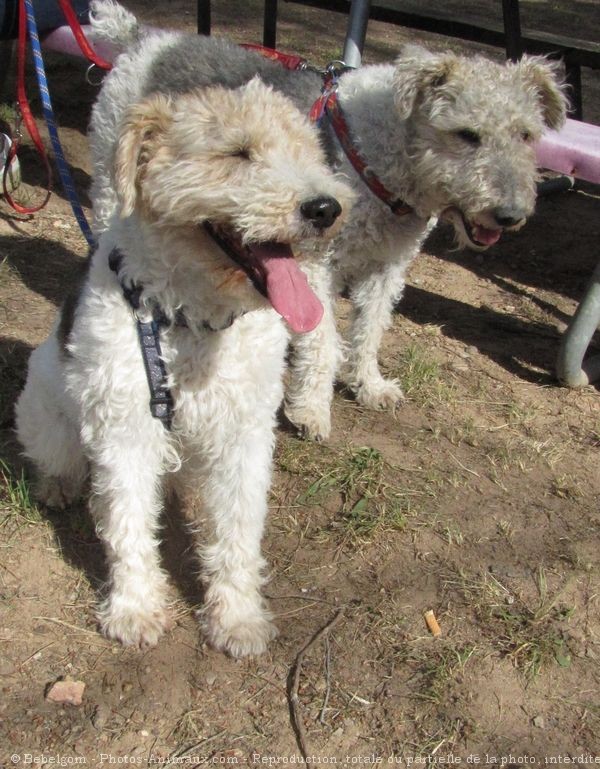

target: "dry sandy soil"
[1,0,599,763]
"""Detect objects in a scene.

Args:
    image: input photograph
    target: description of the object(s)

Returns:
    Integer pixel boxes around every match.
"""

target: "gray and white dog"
[90,1,567,440]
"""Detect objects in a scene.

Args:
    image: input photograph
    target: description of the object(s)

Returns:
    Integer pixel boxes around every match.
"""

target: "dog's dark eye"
[230,147,251,160]
[456,129,481,146]
[521,130,532,142]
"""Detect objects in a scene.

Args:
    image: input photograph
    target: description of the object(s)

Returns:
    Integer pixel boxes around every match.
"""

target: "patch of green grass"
[440,523,464,546]
[446,568,574,678]
[394,343,455,406]
[299,445,408,537]
[277,438,413,539]
[416,644,476,704]
[485,442,532,473]
[551,473,583,500]
[0,459,41,526]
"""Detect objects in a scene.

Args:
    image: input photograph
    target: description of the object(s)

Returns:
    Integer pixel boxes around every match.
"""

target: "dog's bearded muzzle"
[441,205,527,252]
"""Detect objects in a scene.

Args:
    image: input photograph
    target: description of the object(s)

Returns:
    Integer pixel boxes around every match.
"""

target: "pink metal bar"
[536,118,600,184]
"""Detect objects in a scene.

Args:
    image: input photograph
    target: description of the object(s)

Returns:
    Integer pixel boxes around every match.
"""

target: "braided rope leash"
[23,0,97,245]
[2,0,112,244]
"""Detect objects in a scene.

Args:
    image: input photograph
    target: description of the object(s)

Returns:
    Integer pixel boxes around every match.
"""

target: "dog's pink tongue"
[250,243,323,333]
[472,224,502,246]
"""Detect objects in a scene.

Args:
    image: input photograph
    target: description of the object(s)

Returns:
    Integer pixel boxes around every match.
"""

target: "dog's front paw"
[36,475,84,509]
[354,377,405,410]
[284,401,331,442]
[98,600,173,649]
[201,604,277,658]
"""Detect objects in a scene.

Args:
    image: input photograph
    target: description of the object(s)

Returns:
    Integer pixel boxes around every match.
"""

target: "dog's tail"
[89,0,140,50]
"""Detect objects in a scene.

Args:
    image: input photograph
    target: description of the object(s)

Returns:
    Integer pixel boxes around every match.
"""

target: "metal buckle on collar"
[325,60,352,79]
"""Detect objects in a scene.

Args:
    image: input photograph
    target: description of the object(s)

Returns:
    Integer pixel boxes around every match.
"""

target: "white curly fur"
[15,78,352,657]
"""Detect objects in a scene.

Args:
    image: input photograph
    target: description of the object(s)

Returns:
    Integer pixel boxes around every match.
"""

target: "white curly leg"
[284,262,341,441]
[342,264,407,410]
[91,440,172,649]
[197,424,277,658]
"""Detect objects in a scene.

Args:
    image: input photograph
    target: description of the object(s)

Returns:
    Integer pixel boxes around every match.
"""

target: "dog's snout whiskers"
[300,196,342,229]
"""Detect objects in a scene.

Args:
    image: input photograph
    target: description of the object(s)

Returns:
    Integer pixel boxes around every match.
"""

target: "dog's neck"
[336,65,423,216]
[111,215,265,333]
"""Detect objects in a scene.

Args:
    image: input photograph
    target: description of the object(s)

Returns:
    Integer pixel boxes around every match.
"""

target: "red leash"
[2,0,111,216]
[240,43,307,73]
[56,0,112,71]
[2,0,52,214]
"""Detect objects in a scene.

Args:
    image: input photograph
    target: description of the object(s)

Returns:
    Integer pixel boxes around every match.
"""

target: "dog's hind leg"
[15,335,88,508]
[284,262,341,442]
[341,263,407,410]
[196,422,278,659]
[88,426,174,649]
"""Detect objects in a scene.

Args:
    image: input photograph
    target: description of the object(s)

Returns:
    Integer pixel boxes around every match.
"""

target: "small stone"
[45,679,85,706]
[122,681,133,692]
[532,715,545,729]
[92,704,110,730]
[205,673,217,686]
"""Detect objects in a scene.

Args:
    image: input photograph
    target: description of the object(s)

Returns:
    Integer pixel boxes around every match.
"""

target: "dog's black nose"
[493,207,526,228]
[301,196,342,229]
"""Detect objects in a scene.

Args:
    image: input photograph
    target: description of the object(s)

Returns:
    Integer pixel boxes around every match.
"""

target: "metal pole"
[197,0,210,35]
[502,0,522,61]
[264,0,278,48]
[556,259,600,387]
[342,0,371,68]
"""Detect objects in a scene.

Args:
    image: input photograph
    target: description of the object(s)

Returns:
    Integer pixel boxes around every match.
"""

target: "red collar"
[239,44,413,217]
[311,89,413,217]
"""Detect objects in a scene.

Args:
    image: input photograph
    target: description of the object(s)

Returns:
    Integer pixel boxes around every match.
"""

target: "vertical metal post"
[264,0,278,48]
[502,0,522,61]
[557,260,600,387]
[197,0,211,35]
[342,0,371,68]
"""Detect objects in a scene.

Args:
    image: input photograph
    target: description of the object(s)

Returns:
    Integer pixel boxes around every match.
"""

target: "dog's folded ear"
[114,93,173,218]
[392,44,459,120]
[516,56,568,131]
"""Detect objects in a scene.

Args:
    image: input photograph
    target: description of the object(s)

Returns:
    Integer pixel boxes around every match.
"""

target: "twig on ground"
[171,728,227,759]
[288,608,345,760]
[318,633,332,724]
[33,615,107,639]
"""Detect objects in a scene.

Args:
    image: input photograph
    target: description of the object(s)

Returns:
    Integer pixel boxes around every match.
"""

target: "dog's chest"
[164,312,289,434]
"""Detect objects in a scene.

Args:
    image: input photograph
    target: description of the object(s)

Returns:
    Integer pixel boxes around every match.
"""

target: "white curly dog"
[16,75,352,656]
[84,1,567,442]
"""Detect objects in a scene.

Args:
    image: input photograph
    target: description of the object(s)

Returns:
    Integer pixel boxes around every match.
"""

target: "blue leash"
[23,0,96,247]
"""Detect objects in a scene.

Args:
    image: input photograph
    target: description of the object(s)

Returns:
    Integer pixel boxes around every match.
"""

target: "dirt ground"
[1,0,600,763]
